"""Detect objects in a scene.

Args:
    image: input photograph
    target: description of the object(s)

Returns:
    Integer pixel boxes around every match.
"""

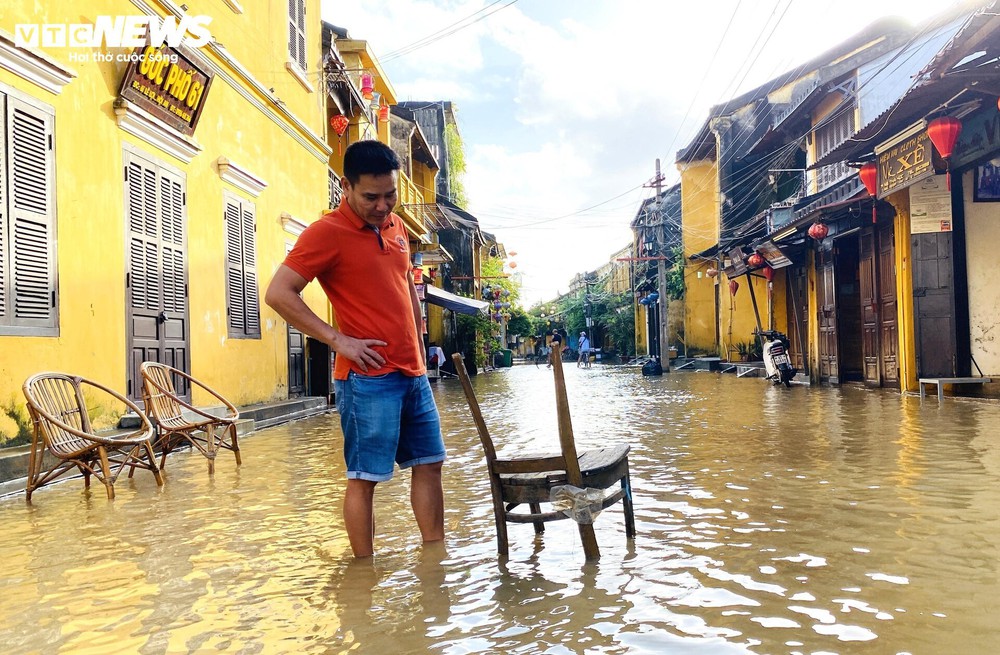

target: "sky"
[320,0,969,307]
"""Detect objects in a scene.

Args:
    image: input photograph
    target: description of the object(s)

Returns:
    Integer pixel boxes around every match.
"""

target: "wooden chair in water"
[21,373,164,500]
[452,352,635,558]
[139,362,241,474]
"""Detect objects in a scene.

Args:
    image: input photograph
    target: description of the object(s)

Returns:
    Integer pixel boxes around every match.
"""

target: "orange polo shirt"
[282,200,425,380]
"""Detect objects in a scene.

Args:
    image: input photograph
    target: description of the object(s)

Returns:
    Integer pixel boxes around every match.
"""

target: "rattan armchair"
[139,362,241,474]
[22,373,164,500]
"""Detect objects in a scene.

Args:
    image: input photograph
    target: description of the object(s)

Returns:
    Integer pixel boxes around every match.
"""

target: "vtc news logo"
[14,15,213,49]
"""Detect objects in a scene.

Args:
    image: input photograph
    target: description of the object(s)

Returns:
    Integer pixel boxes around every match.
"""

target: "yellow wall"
[0,0,330,440]
[678,159,720,354]
[887,189,917,392]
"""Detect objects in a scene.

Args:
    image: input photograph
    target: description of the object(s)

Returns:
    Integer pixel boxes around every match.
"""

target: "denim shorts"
[333,370,445,482]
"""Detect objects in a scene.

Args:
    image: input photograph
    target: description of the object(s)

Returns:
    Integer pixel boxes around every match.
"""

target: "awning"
[424,285,489,315]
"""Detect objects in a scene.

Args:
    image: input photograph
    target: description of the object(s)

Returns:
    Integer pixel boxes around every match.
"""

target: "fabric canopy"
[424,285,489,315]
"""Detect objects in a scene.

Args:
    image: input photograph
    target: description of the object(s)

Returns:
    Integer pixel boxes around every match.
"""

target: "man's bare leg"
[410,461,444,543]
[345,478,378,558]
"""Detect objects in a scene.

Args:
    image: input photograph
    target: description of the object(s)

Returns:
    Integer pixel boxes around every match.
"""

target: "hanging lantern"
[808,222,829,240]
[502,288,510,296]
[762,266,774,282]
[729,279,739,296]
[428,268,438,279]
[412,267,423,284]
[509,262,517,269]
[508,251,518,256]
[647,291,659,302]
[379,104,390,122]
[747,253,764,268]
[330,115,350,155]
[639,296,650,306]
[858,161,878,224]
[360,73,374,100]
[493,301,502,309]
[927,116,962,190]
[706,267,719,278]
[493,289,501,299]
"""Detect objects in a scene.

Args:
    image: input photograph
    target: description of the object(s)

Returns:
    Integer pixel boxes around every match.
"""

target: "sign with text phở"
[119,43,213,136]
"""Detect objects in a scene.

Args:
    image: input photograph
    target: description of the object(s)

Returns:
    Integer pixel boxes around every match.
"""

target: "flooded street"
[2,364,1000,654]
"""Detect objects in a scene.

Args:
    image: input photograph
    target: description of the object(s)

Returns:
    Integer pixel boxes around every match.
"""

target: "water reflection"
[1,364,1000,653]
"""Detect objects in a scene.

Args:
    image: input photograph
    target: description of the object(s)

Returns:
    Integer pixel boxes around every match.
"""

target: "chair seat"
[498,445,631,504]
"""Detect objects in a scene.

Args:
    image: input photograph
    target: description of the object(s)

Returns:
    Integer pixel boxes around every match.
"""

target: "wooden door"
[288,327,305,395]
[877,221,898,384]
[859,227,880,385]
[817,249,838,383]
[125,151,190,402]
[785,263,809,374]
[912,233,956,377]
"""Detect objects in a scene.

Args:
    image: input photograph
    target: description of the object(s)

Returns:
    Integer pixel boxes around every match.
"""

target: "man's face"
[343,172,398,226]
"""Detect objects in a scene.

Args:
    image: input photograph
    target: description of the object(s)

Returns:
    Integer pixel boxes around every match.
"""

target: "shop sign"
[755,240,793,269]
[910,175,952,234]
[118,43,213,136]
[951,105,1000,170]
[877,131,933,198]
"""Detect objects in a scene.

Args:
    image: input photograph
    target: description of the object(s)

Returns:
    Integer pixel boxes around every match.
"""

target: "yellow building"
[0,1,331,443]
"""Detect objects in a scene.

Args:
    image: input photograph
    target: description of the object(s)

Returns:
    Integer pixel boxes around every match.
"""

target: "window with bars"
[328,167,342,210]
[0,88,58,336]
[813,103,856,191]
[224,192,260,338]
[288,0,307,72]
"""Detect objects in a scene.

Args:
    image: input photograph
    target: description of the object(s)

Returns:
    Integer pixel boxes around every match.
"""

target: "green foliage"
[666,245,685,300]
[0,397,32,448]
[457,312,489,369]
[506,306,531,337]
[444,123,468,207]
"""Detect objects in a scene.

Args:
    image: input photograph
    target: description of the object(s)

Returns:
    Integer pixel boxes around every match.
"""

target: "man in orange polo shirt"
[264,140,444,559]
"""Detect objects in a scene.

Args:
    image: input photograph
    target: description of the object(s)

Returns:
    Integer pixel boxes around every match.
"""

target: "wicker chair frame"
[22,372,163,500]
[139,362,241,474]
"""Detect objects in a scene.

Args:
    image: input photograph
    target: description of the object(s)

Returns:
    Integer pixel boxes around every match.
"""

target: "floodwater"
[2,364,1000,654]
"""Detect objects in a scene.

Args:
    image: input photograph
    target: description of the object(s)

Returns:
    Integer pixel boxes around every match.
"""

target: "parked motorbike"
[754,330,796,387]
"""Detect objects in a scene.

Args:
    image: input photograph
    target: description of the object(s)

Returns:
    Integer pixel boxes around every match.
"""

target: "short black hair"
[343,140,401,184]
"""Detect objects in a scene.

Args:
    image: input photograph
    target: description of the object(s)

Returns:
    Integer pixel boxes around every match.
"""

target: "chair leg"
[206,425,216,475]
[228,424,242,465]
[622,471,636,539]
[529,503,545,534]
[144,441,164,486]
[98,447,115,500]
[491,488,509,557]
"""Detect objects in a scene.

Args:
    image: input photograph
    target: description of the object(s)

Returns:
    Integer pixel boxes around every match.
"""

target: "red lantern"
[330,115,349,156]
[729,279,739,296]
[360,74,374,100]
[762,266,774,282]
[508,262,517,269]
[927,116,962,190]
[413,267,423,284]
[706,267,719,278]
[859,161,878,224]
[330,115,349,136]
[428,268,438,279]
[747,253,764,268]
[379,104,390,122]
[808,222,829,240]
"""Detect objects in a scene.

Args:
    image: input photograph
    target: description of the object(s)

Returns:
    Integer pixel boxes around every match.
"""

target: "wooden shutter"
[0,93,6,321]
[160,173,185,314]
[288,0,307,71]
[225,195,259,338]
[3,95,57,333]
[127,160,160,313]
[242,204,259,336]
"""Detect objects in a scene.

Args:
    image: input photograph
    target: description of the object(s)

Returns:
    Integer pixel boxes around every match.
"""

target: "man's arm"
[265,264,386,372]
[408,271,426,365]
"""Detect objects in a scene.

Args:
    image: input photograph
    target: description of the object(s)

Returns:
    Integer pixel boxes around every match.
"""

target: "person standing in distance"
[547,328,563,368]
[577,331,590,368]
[264,140,445,559]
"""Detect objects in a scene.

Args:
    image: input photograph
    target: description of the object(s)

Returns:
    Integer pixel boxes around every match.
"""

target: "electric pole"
[648,159,670,373]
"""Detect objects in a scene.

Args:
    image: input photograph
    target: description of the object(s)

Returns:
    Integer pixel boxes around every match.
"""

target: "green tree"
[444,123,468,207]
[666,245,685,300]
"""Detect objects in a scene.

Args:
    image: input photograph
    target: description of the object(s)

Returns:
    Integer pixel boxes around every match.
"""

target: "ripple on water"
[2,365,1000,653]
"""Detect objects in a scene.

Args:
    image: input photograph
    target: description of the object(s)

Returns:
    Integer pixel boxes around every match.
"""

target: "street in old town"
[2,363,999,655]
